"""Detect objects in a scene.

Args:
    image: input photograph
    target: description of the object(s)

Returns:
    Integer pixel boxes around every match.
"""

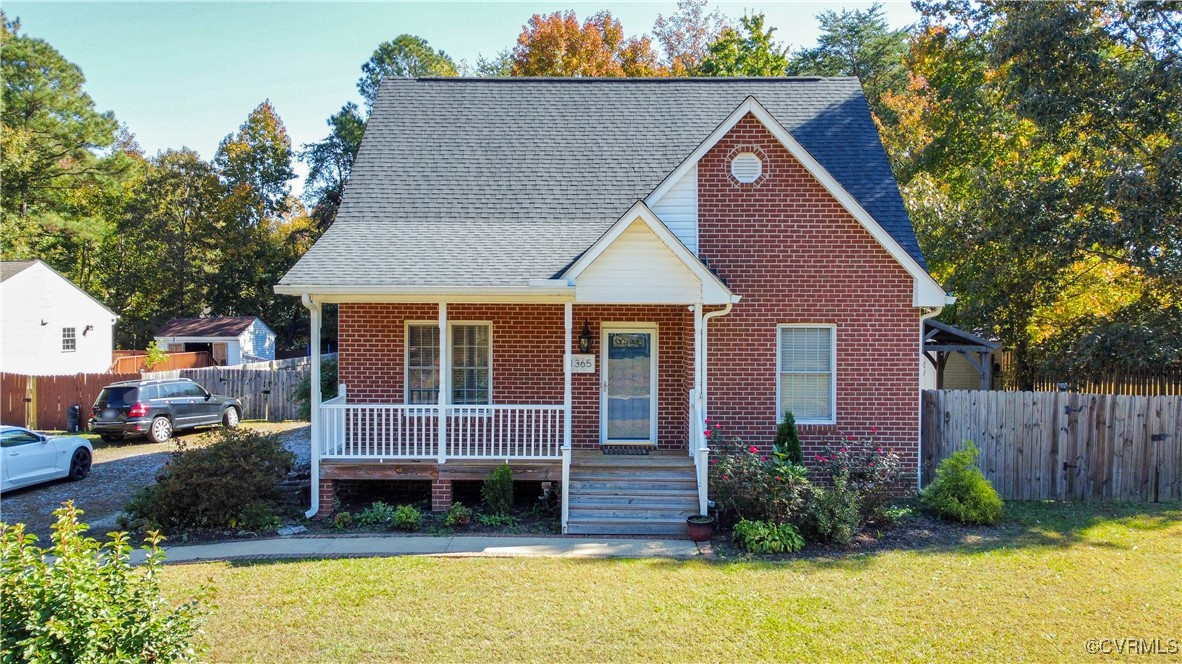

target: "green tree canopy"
[300,102,366,232]
[789,3,909,122]
[358,35,457,108]
[700,13,790,77]
[0,13,119,271]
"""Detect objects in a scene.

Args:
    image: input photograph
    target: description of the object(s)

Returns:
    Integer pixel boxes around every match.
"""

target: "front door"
[600,324,658,445]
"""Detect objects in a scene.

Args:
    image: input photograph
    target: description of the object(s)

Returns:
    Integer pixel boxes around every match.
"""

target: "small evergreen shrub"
[774,410,803,465]
[356,501,398,529]
[123,428,294,532]
[445,502,473,527]
[393,504,422,531]
[482,464,514,515]
[293,358,338,420]
[1,502,209,662]
[921,442,1004,525]
[733,519,805,553]
[806,472,862,546]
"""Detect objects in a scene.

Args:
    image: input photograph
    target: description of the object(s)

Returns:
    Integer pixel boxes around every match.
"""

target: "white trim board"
[645,96,948,308]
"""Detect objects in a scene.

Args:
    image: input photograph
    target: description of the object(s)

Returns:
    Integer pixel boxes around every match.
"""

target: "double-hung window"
[777,325,836,424]
[62,327,76,352]
[406,322,491,405]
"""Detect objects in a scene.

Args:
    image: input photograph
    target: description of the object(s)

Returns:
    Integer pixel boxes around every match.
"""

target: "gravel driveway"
[0,422,309,540]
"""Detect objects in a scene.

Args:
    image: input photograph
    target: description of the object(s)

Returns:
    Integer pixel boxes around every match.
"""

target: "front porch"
[305,299,717,535]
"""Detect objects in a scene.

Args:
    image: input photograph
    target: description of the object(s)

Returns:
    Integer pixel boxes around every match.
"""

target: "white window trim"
[62,327,76,353]
[404,320,493,406]
[599,322,659,445]
[775,323,837,426]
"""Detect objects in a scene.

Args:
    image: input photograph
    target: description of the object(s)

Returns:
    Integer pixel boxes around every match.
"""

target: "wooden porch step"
[569,506,697,520]
[570,454,695,469]
[566,516,689,537]
[567,489,695,503]
[568,478,697,491]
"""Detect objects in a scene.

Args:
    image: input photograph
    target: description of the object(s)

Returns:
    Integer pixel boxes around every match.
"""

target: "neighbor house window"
[406,323,491,405]
[62,327,76,352]
[777,325,836,424]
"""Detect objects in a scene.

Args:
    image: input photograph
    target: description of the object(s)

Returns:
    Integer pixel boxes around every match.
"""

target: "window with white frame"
[406,323,491,405]
[62,327,76,352]
[777,325,835,423]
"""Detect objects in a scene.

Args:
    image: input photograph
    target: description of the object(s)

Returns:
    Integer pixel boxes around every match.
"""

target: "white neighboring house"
[154,316,276,365]
[0,260,118,375]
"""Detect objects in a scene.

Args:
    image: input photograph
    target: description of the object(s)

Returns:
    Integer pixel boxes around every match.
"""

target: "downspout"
[699,300,736,422]
[918,300,950,491]
[302,294,322,519]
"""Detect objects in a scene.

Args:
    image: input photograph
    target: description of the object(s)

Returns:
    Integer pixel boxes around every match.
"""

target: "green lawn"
[162,502,1181,662]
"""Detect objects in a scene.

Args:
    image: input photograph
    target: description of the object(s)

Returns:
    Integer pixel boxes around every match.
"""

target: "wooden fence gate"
[922,389,1182,502]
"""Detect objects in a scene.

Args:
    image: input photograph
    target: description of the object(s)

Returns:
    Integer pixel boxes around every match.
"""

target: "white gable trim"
[645,96,947,308]
[563,201,736,305]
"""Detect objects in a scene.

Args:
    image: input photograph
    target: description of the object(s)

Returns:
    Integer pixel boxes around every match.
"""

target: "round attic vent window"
[730,152,763,183]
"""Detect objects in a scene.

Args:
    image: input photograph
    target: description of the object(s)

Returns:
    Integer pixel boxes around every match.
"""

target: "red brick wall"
[337,303,691,451]
[698,113,922,478]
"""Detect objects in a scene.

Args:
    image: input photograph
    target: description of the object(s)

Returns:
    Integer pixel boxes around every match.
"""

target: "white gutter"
[275,284,575,297]
[302,294,322,519]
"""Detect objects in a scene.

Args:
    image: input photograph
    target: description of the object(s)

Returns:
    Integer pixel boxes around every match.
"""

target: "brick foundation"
[316,478,335,518]
[431,479,453,511]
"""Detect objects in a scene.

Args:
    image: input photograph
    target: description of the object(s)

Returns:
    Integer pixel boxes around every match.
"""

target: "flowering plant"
[709,431,809,525]
[814,429,904,524]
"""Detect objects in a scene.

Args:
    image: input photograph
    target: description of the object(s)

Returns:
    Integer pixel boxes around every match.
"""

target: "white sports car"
[0,425,93,492]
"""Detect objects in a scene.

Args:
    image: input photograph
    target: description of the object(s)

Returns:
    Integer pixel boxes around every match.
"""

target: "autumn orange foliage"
[512,11,667,77]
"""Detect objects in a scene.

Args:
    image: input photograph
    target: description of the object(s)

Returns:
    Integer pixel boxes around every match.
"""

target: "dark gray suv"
[89,378,242,443]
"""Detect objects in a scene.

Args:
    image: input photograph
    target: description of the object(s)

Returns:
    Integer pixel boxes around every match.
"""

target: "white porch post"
[561,302,573,534]
[437,302,449,463]
[303,295,322,518]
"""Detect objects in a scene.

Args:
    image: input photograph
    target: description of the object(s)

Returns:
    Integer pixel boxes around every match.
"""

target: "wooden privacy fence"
[0,367,308,430]
[922,389,1181,503]
[109,351,218,373]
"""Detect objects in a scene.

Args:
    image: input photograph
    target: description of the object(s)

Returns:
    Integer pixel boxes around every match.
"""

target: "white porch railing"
[320,398,566,461]
[688,388,710,514]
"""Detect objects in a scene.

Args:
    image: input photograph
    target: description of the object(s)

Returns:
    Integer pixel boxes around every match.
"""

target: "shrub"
[921,442,1004,525]
[774,410,803,465]
[123,427,294,532]
[815,433,906,524]
[732,519,805,554]
[445,502,473,527]
[293,358,339,420]
[393,504,422,531]
[356,501,398,529]
[332,511,354,530]
[482,464,514,515]
[1,502,208,662]
[806,472,863,546]
[710,439,810,524]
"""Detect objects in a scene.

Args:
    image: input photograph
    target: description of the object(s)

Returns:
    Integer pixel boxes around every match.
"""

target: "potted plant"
[686,514,715,542]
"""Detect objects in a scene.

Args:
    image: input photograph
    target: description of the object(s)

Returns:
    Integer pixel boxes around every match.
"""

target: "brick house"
[276,78,951,536]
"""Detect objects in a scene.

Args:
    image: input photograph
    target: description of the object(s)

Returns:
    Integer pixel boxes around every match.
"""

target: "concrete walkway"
[141,536,703,564]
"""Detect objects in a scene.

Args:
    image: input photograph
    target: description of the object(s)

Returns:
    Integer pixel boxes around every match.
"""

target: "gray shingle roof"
[156,316,257,338]
[280,77,926,289]
[0,260,37,283]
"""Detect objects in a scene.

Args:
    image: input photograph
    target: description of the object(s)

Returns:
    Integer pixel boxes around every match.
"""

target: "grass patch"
[161,502,1182,662]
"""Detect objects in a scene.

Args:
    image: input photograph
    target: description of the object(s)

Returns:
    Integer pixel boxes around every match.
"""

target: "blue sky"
[6,1,919,188]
